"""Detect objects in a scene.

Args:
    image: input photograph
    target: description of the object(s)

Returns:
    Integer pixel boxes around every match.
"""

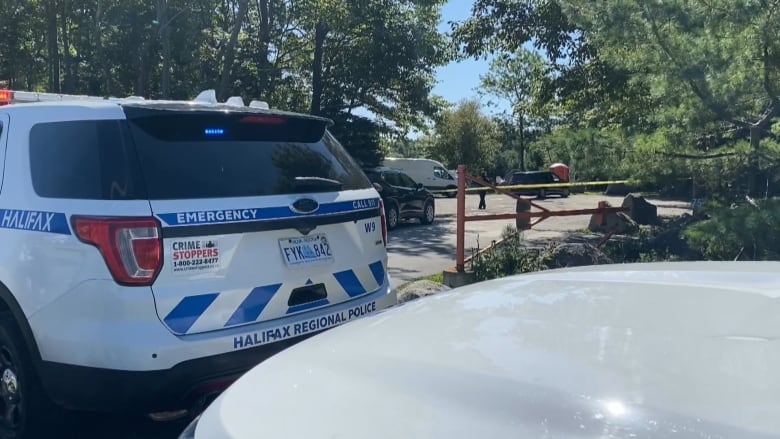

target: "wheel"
[0,312,59,438]
[385,203,400,230]
[562,189,570,198]
[445,186,456,198]
[420,201,435,225]
[537,189,546,199]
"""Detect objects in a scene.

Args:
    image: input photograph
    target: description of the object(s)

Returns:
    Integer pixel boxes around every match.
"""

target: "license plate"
[279,234,334,268]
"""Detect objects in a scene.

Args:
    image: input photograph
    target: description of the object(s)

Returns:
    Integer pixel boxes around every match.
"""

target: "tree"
[560,0,780,196]
[295,0,450,129]
[453,0,652,129]
[479,48,546,170]
[455,0,780,198]
[428,99,501,174]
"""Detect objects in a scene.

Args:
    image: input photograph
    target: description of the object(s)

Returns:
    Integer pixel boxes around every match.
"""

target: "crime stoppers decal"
[171,238,222,275]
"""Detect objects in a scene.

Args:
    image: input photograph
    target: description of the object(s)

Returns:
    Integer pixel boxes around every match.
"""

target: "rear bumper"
[30,278,397,413]
[38,332,317,413]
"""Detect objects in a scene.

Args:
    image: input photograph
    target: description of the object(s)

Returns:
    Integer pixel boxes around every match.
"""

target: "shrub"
[471,225,549,281]
[684,198,780,260]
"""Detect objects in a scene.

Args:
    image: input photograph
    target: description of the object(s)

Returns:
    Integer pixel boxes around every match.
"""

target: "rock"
[397,280,451,304]
[545,243,613,269]
[588,201,638,234]
[604,183,632,196]
[622,194,658,225]
[515,199,531,230]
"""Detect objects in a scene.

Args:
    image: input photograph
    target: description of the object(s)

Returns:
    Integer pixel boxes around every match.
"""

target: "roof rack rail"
[194,89,217,104]
[0,88,272,110]
[225,96,244,107]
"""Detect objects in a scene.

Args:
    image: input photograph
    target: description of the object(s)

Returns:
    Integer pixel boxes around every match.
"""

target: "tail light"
[72,216,163,286]
[379,200,388,246]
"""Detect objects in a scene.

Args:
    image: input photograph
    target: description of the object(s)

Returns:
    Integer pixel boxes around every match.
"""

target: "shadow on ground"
[385,219,455,259]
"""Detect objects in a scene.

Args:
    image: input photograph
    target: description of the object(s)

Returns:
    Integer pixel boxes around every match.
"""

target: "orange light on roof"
[0,89,12,104]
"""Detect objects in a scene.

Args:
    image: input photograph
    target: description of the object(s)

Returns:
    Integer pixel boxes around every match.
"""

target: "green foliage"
[454,0,648,129]
[455,0,780,200]
[529,127,629,180]
[684,199,780,261]
[328,112,386,167]
[472,226,548,281]
[479,48,550,171]
[600,228,677,263]
[427,99,501,173]
[313,0,450,128]
[0,0,450,165]
[479,48,545,117]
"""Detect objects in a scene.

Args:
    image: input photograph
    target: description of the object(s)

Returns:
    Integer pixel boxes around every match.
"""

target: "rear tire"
[420,201,435,225]
[0,312,60,438]
[385,203,400,230]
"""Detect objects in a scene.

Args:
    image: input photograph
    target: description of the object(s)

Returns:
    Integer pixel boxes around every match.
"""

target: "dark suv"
[363,167,436,229]
[502,171,570,199]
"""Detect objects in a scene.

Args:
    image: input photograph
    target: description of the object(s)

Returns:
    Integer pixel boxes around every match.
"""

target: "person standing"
[478,171,488,210]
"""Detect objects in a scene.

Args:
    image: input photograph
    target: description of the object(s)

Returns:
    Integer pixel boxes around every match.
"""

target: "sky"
[433,1,511,116]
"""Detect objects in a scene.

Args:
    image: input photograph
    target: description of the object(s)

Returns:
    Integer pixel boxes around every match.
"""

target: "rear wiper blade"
[293,176,343,192]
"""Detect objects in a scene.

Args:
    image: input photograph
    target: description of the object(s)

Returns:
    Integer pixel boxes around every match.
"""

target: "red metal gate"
[454,165,629,272]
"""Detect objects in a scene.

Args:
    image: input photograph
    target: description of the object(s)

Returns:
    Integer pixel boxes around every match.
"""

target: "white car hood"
[196,261,780,438]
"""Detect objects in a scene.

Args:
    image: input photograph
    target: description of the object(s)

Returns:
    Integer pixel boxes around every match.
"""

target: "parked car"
[180,261,780,439]
[363,167,436,229]
[502,170,570,199]
[382,157,457,197]
[0,88,396,437]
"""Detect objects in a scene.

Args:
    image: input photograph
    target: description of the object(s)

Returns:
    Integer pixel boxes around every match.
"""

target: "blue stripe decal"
[286,298,330,315]
[333,270,366,298]
[164,293,219,334]
[157,198,380,226]
[368,261,385,286]
[225,283,282,327]
[0,209,70,235]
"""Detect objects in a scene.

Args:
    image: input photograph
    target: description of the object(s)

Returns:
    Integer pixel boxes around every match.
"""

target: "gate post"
[456,164,466,272]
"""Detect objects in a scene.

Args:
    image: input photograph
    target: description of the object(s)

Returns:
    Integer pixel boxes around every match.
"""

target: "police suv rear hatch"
[123,106,387,335]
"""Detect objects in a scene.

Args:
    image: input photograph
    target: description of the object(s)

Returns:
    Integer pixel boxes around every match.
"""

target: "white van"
[381,158,456,197]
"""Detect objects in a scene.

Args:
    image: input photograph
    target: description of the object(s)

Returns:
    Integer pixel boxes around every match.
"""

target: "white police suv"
[0,89,395,437]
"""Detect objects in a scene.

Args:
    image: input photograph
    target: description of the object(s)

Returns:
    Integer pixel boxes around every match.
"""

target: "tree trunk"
[256,0,272,97]
[60,0,75,93]
[94,0,110,95]
[46,0,60,92]
[156,0,171,99]
[136,37,153,97]
[518,115,525,171]
[218,0,250,101]
[310,21,327,115]
[749,126,761,196]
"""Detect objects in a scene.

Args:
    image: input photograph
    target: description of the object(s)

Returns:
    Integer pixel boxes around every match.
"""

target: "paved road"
[387,192,691,284]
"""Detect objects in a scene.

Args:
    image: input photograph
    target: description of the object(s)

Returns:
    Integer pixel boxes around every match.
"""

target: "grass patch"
[397,271,445,291]
[422,272,444,284]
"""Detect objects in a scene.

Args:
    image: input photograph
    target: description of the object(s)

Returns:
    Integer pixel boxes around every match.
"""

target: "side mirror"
[417,182,424,190]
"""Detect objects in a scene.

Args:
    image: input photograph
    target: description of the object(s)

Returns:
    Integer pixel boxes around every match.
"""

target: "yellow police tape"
[430,180,630,195]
